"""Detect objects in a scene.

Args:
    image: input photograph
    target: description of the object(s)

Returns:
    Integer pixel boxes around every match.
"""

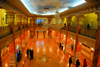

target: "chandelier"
[42,8,50,30]
[42,20,50,30]
[49,6,64,30]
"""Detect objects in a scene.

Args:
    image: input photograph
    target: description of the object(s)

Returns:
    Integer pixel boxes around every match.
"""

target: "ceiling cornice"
[7,0,31,16]
[15,0,30,14]
[60,1,100,18]
[1,0,100,18]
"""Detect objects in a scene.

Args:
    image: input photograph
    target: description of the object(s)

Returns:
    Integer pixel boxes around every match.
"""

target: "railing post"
[73,15,84,64]
[64,17,71,53]
[92,12,100,67]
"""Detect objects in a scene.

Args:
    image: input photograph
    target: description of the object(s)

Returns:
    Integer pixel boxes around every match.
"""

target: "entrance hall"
[16,38,92,67]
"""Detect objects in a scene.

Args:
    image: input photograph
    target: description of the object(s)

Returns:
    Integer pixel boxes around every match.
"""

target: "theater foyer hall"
[0,0,100,67]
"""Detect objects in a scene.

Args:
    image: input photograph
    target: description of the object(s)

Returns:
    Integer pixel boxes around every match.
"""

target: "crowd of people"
[26,49,34,60]
[69,57,87,67]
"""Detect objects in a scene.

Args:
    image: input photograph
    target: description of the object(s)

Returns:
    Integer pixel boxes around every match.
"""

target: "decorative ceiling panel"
[20,0,86,15]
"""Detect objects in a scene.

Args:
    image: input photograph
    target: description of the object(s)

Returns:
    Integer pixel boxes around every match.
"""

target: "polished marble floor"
[2,38,92,67]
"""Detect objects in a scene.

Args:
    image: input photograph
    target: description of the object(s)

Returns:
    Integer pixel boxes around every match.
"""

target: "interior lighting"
[62,56,64,59]
[73,1,86,7]
[42,21,50,30]
[71,38,72,39]
[43,48,45,52]
[70,52,71,54]
[22,61,24,64]
[67,63,69,66]
[91,48,94,52]
[69,55,71,57]
[57,48,59,52]
[49,6,64,30]
[49,48,52,52]
[61,60,62,63]
[37,48,39,52]
[25,54,27,57]
[5,63,7,67]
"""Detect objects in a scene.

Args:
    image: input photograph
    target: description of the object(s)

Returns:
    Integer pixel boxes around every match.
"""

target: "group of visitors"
[26,49,34,60]
[69,57,87,67]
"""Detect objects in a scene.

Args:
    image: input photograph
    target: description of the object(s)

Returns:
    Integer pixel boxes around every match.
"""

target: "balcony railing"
[36,24,43,27]
[61,26,66,30]
[68,26,77,33]
[21,24,24,29]
[14,25,20,32]
[28,23,43,27]
[61,25,97,39]
[80,28,97,39]
[0,26,12,39]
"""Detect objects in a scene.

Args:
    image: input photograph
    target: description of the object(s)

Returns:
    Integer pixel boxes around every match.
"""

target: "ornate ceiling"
[20,0,86,15]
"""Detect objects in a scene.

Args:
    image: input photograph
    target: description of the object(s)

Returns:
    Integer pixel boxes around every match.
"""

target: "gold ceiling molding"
[60,1,100,18]
[30,14,54,19]
[15,0,30,14]
[0,0,28,16]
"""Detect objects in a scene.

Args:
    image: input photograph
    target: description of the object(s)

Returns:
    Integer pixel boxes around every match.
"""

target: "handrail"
[0,26,12,39]
[80,27,97,39]
[14,25,20,32]
[68,26,77,33]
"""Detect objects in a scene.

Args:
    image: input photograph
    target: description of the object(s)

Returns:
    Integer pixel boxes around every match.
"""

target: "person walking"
[26,49,29,58]
[30,49,34,60]
[83,59,87,67]
[69,57,72,67]
[76,59,80,67]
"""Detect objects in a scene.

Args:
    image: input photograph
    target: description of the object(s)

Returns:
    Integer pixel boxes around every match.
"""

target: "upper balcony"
[0,26,12,39]
[61,25,97,39]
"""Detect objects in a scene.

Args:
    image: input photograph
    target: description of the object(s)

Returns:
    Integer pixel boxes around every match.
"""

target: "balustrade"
[68,26,77,33]
[14,25,20,32]
[80,27,97,39]
[21,25,24,29]
[0,26,12,39]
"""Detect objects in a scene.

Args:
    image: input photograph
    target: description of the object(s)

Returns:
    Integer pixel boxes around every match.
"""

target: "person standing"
[83,59,87,67]
[71,44,74,50]
[69,57,72,67]
[26,49,29,58]
[76,59,80,67]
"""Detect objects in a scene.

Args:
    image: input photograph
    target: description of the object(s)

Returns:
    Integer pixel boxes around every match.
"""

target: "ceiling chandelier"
[49,6,64,30]
[42,8,50,30]
[42,20,50,30]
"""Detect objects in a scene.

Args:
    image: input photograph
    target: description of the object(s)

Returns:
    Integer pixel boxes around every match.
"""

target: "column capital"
[33,18,37,21]
[16,14,22,22]
[61,18,65,23]
[67,17,72,24]
[75,15,85,25]
[95,12,100,26]
[6,11,15,23]
[95,12,100,18]
[47,18,52,23]
[6,11,15,16]
[61,17,64,20]
[22,16,26,23]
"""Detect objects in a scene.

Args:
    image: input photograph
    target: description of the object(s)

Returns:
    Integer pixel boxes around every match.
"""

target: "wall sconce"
[91,48,94,52]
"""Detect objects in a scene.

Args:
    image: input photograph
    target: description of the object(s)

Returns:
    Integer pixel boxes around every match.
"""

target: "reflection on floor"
[2,38,92,67]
